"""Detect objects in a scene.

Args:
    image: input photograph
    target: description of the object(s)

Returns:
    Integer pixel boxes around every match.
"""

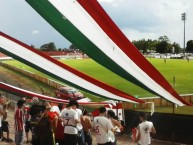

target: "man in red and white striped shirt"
[14,100,25,145]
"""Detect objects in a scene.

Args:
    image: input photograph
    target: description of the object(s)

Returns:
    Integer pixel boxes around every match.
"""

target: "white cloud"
[98,0,193,47]
[122,28,157,42]
[1,0,193,48]
[98,0,123,7]
[32,30,39,35]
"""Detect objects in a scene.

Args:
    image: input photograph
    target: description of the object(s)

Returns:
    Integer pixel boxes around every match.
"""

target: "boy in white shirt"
[60,99,80,145]
[137,112,156,145]
[93,107,115,145]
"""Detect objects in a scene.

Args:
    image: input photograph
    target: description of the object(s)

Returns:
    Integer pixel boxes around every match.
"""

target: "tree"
[186,40,193,53]
[146,39,159,53]
[172,42,181,53]
[158,35,170,43]
[132,39,159,54]
[40,42,57,51]
[69,44,78,50]
[156,36,171,53]
[132,39,148,54]
[48,42,56,51]
[69,44,82,52]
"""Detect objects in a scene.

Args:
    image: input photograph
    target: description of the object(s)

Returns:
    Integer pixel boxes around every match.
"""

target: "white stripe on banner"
[0,34,136,103]
[48,0,184,106]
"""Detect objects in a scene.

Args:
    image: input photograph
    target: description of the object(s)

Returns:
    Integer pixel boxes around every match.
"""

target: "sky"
[1,0,193,49]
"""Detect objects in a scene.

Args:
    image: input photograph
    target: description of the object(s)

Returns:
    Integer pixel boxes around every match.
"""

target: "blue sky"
[1,0,193,49]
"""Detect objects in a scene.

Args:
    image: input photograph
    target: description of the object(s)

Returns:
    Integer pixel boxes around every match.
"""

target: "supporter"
[50,105,64,145]
[23,99,32,143]
[136,112,156,145]
[14,99,25,145]
[72,101,85,145]
[1,103,13,142]
[36,103,58,145]
[107,110,123,145]
[61,99,80,145]
[93,107,116,145]
[30,104,44,145]
[81,109,92,145]
[0,94,6,141]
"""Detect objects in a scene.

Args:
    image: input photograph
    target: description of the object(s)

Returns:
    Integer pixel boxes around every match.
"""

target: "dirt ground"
[0,65,181,145]
[0,65,56,97]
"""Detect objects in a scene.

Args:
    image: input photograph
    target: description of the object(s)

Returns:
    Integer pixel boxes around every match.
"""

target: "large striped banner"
[0,32,143,103]
[0,81,109,105]
[25,0,190,106]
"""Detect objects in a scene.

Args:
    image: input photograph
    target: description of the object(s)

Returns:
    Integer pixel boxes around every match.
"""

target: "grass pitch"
[4,58,193,98]
[3,58,193,114]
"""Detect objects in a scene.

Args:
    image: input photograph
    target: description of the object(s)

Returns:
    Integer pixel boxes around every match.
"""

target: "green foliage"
[186,40,193,53]
[158,35,170,42]
[40,42,57,51]
[172,42,181,53]
[132,39,158,54]
[132,35,183,54]
[69,44,78,49]
[156,36,173,53]
[156,41,172,53]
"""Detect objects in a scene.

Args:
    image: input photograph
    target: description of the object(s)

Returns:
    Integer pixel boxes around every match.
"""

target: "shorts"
[25,121,32,132]
[2,121,9,132]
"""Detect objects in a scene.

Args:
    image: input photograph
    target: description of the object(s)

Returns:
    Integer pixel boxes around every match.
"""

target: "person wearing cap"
[93,107,116,145]
[60,99,80,145]
[14,99,25,145]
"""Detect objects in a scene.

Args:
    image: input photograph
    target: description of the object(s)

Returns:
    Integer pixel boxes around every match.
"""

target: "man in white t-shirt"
[137,112,156,145]
[93,107,115,145]
[61,99,80,145]
[72,101,85,145]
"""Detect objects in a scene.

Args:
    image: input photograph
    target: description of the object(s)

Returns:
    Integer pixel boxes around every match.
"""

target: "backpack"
[36,114,51,139]
[55,119,64,141]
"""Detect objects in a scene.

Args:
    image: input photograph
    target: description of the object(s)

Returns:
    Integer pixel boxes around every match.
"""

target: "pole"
[172,76,176,143]
[181,13,186,57]
[184,14,186,56]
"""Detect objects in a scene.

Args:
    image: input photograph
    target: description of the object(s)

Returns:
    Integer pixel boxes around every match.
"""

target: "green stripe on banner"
[26,0,155,95]
[0,47,103,99]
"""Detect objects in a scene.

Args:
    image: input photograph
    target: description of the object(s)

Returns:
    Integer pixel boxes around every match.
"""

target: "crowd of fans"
[0,94,156,145]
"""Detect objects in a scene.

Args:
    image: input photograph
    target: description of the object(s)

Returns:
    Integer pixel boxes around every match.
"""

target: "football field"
[4,58,193,98]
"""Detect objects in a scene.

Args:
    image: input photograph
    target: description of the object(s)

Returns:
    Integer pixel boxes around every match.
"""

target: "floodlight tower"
[181,12,186,56]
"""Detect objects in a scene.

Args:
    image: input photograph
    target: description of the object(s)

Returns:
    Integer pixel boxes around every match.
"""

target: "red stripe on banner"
[0,82,111,105]
[77,0,190,105]
[0,32,144,103]
[0,82,68,103]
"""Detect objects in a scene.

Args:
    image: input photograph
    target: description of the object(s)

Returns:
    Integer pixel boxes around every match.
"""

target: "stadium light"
[181,12,186,56]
